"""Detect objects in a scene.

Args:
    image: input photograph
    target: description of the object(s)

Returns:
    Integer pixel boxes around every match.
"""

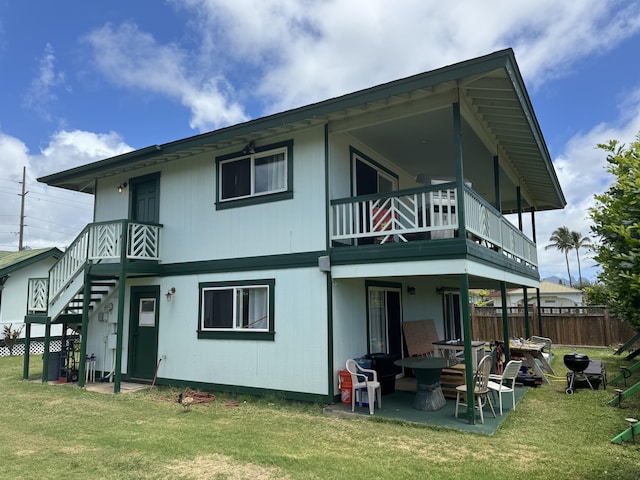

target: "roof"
[0,248,63,276]
[38,48,565,212]
[488,281,582,297]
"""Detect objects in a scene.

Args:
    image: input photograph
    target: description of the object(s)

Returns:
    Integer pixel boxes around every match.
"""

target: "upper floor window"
[216,140,293,209]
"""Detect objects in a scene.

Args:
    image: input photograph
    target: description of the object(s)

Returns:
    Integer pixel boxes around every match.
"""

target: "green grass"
[1,348,640,479]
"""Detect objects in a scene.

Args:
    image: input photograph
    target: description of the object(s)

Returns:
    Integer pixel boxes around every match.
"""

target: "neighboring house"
[24,49,565,402]
[1,248,63,339]
[489,280,583,307]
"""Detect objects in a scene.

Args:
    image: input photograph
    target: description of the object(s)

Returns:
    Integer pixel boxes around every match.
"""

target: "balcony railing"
[330,184,537,268]
[48,220,162,305]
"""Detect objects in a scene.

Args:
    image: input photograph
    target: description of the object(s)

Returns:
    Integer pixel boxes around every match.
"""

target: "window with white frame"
[219,144,289,202]
[199,281,274,337]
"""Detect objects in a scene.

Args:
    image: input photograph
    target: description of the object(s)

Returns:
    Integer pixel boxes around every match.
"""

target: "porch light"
[407,286,416,295]
[117,182,128,193]
[243,141,255,154]
[165,287,176,301]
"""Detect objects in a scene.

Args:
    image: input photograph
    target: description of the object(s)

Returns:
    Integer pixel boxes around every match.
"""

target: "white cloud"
[83,22,248,132]
[535,87,640,282]
[23,43,67,121]
[0,130,132,251]
[170,0,640,113]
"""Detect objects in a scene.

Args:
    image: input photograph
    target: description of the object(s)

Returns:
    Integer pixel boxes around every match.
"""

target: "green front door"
[128,286,160,381]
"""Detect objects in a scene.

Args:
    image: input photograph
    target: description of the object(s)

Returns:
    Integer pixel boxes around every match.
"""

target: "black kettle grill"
[564,352,592,394]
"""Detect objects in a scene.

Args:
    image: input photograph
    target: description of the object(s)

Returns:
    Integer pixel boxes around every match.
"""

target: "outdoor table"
[510,342,555,383]
[394,357,458,411]
[432,340,486,367]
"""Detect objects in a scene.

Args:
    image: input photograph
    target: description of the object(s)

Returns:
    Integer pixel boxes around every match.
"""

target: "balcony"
[48,220,162,307]
[330,183,537,269]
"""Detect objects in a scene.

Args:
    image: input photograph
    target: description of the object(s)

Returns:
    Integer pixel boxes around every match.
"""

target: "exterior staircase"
[26,219,162,323]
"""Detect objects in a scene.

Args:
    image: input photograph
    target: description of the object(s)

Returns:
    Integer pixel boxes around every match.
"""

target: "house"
[1,248,63,343]
[24,49,565,419]
[489,280,583,308]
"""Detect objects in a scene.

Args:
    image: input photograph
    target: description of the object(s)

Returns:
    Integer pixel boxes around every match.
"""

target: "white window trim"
[200,284,270,332]
[219,146,288,202]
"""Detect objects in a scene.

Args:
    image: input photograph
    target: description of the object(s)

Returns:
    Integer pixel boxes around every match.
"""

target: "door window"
[367,286,402,356]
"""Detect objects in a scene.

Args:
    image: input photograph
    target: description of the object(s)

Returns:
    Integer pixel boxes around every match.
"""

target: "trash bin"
[46,351,62,381]
[338,369,352,405]
[366,353,400,395]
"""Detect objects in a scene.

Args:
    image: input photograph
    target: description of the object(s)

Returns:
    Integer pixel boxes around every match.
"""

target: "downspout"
[114,220,128,393]
[452,98,475,424]
[323,123,335,400]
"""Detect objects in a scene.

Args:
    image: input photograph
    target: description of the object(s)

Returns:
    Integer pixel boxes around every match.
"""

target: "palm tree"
[545,226,574,286]
[570,231,592,286]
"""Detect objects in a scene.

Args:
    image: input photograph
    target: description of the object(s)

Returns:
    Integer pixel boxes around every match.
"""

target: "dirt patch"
[165,453,289,480]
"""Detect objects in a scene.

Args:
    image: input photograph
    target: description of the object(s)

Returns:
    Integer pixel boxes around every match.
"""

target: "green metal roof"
[38,48,565,211]
[0,248,63,276]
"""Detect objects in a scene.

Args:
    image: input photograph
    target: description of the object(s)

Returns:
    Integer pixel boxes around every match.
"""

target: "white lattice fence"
[0,339,62,357]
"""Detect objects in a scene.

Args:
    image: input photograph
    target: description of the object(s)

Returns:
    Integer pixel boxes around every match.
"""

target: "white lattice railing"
[48,220,162,304]
[27,277,49,312]
[330,184,537,268]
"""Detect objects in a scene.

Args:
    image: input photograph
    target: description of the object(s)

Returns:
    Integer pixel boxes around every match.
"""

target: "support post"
[460,274,475,424]
[78,268,91,387]
[523,287,530,339]
[23,322,31,380]
[501,282,510,361]
[114,221,129,393]
[42,319,51,383]
[452,101,466,240]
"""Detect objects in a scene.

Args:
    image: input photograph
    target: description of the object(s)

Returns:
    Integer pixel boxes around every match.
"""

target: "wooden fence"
[471,306,639,348]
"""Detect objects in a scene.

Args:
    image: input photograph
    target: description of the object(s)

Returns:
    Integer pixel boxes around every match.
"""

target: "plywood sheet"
[403,319,440,356]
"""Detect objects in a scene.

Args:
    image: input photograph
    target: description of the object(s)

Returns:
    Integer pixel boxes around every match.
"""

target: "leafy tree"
[545,226,574,286]
[583,282,612,306]
[589,135,640,329]
[570,230,591,286]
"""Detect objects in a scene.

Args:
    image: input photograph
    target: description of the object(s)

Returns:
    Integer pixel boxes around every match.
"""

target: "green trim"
[215,139,294,209]
[330,239,539,282]
[365,280,403,289]
[453,101,467,241]
[78,268,91,387]
[197,331,275,341]
[197,278,275,340]
[459,273,476,424]
[151,376,330,403]
[331,238,468,265]
[161,251,324,276]
[215,191,293,210]
[501,281,510,361]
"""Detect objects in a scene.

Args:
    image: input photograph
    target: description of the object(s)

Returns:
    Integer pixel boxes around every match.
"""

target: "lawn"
[1,347,639,480]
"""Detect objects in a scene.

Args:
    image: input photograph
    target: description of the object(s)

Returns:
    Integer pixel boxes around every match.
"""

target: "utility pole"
[18,166,28,251]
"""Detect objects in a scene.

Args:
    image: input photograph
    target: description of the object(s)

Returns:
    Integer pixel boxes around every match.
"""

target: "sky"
[1,0,640,284]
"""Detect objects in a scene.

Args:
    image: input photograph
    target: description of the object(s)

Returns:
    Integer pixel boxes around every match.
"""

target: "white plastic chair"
[488,359,522,415]
[345,359,382,415]
[454,354,496,424]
